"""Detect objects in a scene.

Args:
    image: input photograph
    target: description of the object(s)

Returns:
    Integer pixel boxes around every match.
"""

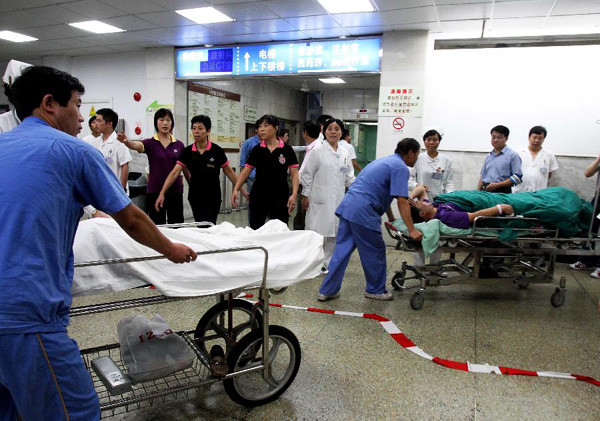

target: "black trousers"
[249,197,289,230]
[190,200,221,225]
[146,192,184,225]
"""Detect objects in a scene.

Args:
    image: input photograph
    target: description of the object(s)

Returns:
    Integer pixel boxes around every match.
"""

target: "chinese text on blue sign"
[176,38,381,78]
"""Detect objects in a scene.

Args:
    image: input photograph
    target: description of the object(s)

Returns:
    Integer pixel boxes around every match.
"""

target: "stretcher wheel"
[194,299,262,358]
[410,292,425,310]
[269,287,287,295]
[391,271,406,290]
[551,289,565,307]
[224,325,301,407]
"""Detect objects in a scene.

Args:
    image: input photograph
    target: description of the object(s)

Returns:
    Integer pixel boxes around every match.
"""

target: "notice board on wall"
[187,82,243,150]
[423,45,600,157]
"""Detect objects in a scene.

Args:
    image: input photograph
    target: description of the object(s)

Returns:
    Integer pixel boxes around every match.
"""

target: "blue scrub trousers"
[0,332,100,421]
[319,217,388,295]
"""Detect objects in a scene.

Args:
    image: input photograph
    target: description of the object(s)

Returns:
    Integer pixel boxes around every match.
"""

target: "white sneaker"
[364,291,394,301]
[591,268,600,279]
[569,261,587,270]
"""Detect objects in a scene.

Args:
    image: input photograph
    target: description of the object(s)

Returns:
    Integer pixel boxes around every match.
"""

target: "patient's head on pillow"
[412,201,436,221]
[410,203,425,223]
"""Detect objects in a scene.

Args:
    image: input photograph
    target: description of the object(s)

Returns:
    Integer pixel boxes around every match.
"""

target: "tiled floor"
[69,210,600,420]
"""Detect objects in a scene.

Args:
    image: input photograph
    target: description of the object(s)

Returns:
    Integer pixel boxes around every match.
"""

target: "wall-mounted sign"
[244,105,258,122]
[378,86,423,117]
[176,38,381,79]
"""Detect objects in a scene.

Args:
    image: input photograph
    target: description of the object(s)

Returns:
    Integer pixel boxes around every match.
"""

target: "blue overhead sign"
[176,38,381,78]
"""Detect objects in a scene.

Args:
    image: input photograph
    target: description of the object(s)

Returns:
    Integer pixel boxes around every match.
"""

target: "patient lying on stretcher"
[409,185,514,229]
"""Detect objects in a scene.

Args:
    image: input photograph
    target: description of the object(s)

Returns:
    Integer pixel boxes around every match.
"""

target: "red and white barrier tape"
[239,293,600,389]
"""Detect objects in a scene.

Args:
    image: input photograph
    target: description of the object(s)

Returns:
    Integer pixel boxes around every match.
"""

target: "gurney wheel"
[410,292,425,310]
[391,271,406,290]
[224,325,301,407]
[269,287,287,295]
[551,289,565,307]
[194,299,263,358]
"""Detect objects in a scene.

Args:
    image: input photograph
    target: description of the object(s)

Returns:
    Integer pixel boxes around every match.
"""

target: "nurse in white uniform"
[0,59,32,133]
[301,118,355,269]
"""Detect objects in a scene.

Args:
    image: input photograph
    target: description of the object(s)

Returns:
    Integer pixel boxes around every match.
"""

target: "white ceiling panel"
[103,15,159,31]
[330,12,386,28]
[98,0,167,14]
[373,0,428,11]
[436,19,483,35]
[263,0,327,18]
[137,11,197,27]
[215,3,281,21]
[32,5,91,25]
[345,25,388,36]
[493,0,555,19]
[226,33,275,43]
[200,21,255,36]
[60,0,127,19]
[387,22,437,31]
[436,3,491,21]
[1,0,57,12]
[301,27,352,38]
[242,19,298,33]
[552,0,600,16]
[434,0,492,4]
[380,6,437,25]
[283,15,341,31]
[29,24,89,38]
[545,13,600,27]
[267,30,311,41]
[485,17,546,32]
[149,0,211,11]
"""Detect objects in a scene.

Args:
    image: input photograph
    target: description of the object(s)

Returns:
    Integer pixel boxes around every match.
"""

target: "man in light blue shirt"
[0,66,197,420]
[239,122,260,223]
[477,125,523,193]
[318,138,422,302]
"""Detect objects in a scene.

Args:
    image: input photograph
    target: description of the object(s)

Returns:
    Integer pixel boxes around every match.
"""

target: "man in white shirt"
[90,108,131,192]
[0,59,32,133]
[82,115,101,143]
[409,129,455,271]
[512,126,558,193]
[294,120,321,230]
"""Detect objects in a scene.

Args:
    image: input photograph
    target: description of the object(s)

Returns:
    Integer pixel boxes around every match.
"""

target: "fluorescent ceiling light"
[320,77,346,84]
[0,30,37,43]
[69,21,125,34]
[176,7,234,24]
[318,0,374,14]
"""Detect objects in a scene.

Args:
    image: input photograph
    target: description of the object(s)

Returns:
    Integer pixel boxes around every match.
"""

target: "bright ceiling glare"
[69,21,125,34]
[318,0,374,14]
[320,77,346,84]
[0,30,38,42]
[176,7,235,24]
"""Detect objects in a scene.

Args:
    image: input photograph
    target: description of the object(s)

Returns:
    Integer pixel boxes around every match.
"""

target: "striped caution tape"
[239,293,600,389]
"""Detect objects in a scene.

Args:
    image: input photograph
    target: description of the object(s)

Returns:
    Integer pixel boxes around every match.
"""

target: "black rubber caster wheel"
[551,289,565,307]
[391,270,406,290]
[410,293,425,310]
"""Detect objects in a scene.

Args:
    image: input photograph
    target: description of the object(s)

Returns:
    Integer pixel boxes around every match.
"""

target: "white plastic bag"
[117,313,195,383]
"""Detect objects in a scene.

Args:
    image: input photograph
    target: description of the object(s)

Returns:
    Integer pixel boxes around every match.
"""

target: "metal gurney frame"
[385,213,600,311]
[70,228,302,416]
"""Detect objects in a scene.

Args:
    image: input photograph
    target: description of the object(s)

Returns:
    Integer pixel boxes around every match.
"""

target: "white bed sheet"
[73,219,324,297]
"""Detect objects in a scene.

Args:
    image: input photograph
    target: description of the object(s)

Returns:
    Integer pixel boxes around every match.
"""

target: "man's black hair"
[303,120,320,139]
[154,108,174,133]
[529,125,547,138]
[423,129,442,142]
[490,125,510,138]
[191,114,211,131]
[277,128,289,138]
[395,138,420,155]
[410,205,425,224]
[256,114,279,129]
[322,118,345,136]
[317,114,333,126]
[96,108,118,131]
[88,115,96,128]
[11,66,85,121]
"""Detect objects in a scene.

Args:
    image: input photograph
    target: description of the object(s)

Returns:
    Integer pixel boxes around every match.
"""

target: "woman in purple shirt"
[118,108,186,224]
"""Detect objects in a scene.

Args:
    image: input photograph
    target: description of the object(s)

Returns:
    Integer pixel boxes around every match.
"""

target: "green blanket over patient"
[391,187,593,257]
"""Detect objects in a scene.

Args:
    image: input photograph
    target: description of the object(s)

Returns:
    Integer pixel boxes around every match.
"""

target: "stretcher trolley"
[385,215,600,310]
[70,220,314,417]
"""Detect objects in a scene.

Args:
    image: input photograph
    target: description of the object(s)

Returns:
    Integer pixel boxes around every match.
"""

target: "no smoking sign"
[392,117,405,131]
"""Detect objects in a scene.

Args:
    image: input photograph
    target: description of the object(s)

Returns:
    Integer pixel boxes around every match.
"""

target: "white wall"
[322,89,378,120]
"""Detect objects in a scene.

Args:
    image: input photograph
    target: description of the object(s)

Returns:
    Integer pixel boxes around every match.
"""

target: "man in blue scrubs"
[0,66,197,421]
[318,138,422,301]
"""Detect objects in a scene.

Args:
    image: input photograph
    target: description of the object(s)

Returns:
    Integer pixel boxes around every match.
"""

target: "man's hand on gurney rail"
[408,228,423,241]
[112,203,197,264]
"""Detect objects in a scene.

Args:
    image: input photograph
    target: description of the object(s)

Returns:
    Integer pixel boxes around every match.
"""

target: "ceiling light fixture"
[176,7,235,24]
[317,0,374,14]
[0,30,38,43]
[69,21,125,34]
[319,77,346,84]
